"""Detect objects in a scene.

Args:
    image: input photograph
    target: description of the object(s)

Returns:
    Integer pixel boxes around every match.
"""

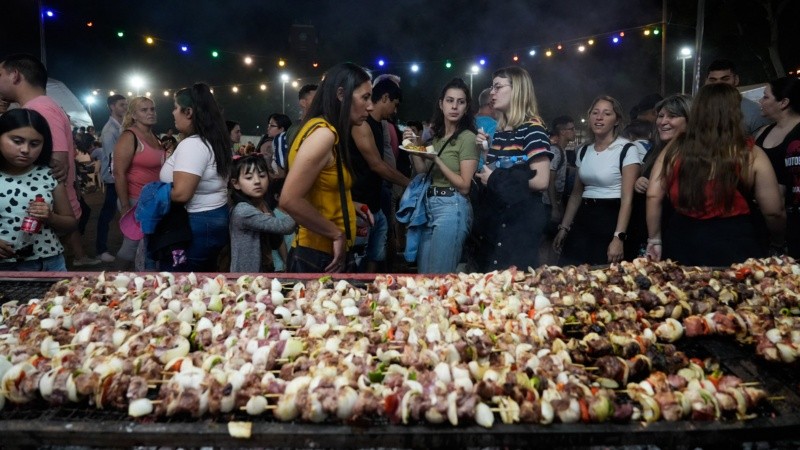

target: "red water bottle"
[356,204,370,237]
[21,195,45,234]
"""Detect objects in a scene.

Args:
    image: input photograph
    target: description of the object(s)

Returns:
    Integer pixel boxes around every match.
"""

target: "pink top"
[124,128,165,199]
[25,96,80,219]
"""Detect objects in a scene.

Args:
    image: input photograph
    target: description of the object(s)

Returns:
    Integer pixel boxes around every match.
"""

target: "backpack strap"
[578,144,589,163]
[619,142,635,172]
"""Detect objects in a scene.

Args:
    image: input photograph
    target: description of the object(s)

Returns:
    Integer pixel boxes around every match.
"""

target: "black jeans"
[287,246,355,273]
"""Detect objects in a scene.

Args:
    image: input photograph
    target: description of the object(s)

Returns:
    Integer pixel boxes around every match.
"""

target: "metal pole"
[692,0,706,96]
[660,0,666,96]
[469,74,473,94]
[37,0,47,66]
[681,58,686,94]
[282,82,286,114]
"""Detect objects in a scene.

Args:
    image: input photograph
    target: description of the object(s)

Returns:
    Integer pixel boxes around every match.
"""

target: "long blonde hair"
[121,96,154,129]
[492,66,542,130]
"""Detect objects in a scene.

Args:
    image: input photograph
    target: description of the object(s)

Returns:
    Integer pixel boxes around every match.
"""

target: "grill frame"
[1,273,800,448]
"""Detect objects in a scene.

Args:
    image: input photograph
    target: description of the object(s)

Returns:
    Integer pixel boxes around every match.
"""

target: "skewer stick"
[150,400,162,405]
[767,396,785,401]
[740,382,761,386]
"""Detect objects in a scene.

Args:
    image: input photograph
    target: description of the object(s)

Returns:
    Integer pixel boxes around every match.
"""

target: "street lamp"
[130,75,145,96]
[280,73,290,114]
[468,65,479,93]
[678,47,692,95]
[83,95,95,117]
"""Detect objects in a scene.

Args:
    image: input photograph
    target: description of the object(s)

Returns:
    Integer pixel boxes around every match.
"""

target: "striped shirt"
[487,119,552,168]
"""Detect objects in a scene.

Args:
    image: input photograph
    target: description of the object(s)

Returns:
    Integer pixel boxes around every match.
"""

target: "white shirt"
[160,135,227,213]
[576,137,641,199]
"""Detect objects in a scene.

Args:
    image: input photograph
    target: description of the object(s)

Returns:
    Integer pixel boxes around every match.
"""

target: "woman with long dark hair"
[160,83,232,271]
[280,62,374,273]
[473,66,552,271]
[756,76,800,256]
[646,83,786,265]
[402,78,478,273]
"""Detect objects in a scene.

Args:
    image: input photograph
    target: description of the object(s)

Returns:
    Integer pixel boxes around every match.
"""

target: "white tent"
[5,78,93,130]
[46,78,93,129]
[739,83,766,103]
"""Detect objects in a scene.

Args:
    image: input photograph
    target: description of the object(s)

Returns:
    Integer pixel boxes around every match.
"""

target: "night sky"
[3,0,799,137]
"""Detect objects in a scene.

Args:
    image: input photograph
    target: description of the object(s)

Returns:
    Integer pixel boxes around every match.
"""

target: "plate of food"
[400,139,435,154]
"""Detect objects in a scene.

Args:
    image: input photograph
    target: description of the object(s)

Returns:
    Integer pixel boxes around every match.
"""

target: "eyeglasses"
[267,124,279,128]
[490,84,511,93]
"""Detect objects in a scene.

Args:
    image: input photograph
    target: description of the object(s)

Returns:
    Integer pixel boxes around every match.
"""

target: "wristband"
[557,224,571,233]
[647,238,662,245]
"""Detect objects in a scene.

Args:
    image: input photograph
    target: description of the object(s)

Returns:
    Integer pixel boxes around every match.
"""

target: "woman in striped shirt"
[474,66,552,271]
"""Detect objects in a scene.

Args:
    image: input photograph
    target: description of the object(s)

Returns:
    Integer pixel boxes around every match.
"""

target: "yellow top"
[288,117,355,254]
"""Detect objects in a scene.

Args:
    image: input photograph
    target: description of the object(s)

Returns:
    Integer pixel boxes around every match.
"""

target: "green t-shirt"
[430,130,479,188]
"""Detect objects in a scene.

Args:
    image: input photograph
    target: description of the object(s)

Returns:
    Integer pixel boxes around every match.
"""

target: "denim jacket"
[395,173,431,262]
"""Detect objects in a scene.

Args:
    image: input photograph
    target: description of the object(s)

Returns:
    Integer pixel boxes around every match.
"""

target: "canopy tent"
[739,83,766,103]
[5,78,93,130]
[45,78,93,129]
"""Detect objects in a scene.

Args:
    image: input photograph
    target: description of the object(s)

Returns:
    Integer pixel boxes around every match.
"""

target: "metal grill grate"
[0,278,60,305]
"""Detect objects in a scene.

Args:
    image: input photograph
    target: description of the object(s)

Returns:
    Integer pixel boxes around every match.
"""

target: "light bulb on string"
[145,37,154,45]
[410,63,419,73]
[180,45,189,53]
[244,56,253,65]
[278,59,286,67]
[545,50,552,57]
[260,84,267,91]
[445,60,452,69]
[643,29,651,36]
[377,59,385,67]
[578,45,586,52]
[232,86,239,93]
[653,29,660,35]
[117,31,124,38]
[211,50,219,58]
[45,10,54,18]
[312,62,319,68]
[529,50,536,57]
[86,22,93,27]
[557,44,562,50]
[479,59,486,66]
[163,90,170,97]
[145,92,151,98]
[512,55,519,62]
[588,39,594,45]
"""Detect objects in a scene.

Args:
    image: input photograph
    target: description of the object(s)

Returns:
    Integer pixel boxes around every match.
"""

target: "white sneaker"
[99,252,116,263]
[73,256,101,267]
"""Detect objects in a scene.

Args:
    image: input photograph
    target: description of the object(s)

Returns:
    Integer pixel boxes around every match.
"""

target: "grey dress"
[229,202,296,272]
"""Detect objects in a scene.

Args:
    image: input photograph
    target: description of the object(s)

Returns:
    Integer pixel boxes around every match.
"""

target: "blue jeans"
[0,254,67,271]
[354,209,388,270]
[186,205,229,272]
[417,194,472,273]
[95,183,117,254]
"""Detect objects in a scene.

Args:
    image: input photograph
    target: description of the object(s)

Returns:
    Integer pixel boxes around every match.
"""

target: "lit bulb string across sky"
[40,7,676,95]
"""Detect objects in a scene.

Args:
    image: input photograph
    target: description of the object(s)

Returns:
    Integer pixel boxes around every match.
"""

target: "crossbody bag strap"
[424,129,463,181]
[334,148,353,248]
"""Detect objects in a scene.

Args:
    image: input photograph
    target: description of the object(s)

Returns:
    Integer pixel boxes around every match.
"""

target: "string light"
[232,86,239,93]
[163,90,170,96]
[84,21,669,95]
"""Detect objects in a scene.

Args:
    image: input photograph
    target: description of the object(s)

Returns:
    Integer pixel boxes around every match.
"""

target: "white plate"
[399,145,435,154]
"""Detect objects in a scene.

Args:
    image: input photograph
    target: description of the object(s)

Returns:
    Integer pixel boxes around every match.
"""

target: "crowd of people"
[0,52,798,274]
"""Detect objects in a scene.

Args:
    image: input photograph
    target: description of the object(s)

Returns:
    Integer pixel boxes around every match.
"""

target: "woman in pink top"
[112,96,165,269]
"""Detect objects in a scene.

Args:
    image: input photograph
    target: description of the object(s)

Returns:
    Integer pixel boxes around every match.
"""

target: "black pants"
[287,246,356,273]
